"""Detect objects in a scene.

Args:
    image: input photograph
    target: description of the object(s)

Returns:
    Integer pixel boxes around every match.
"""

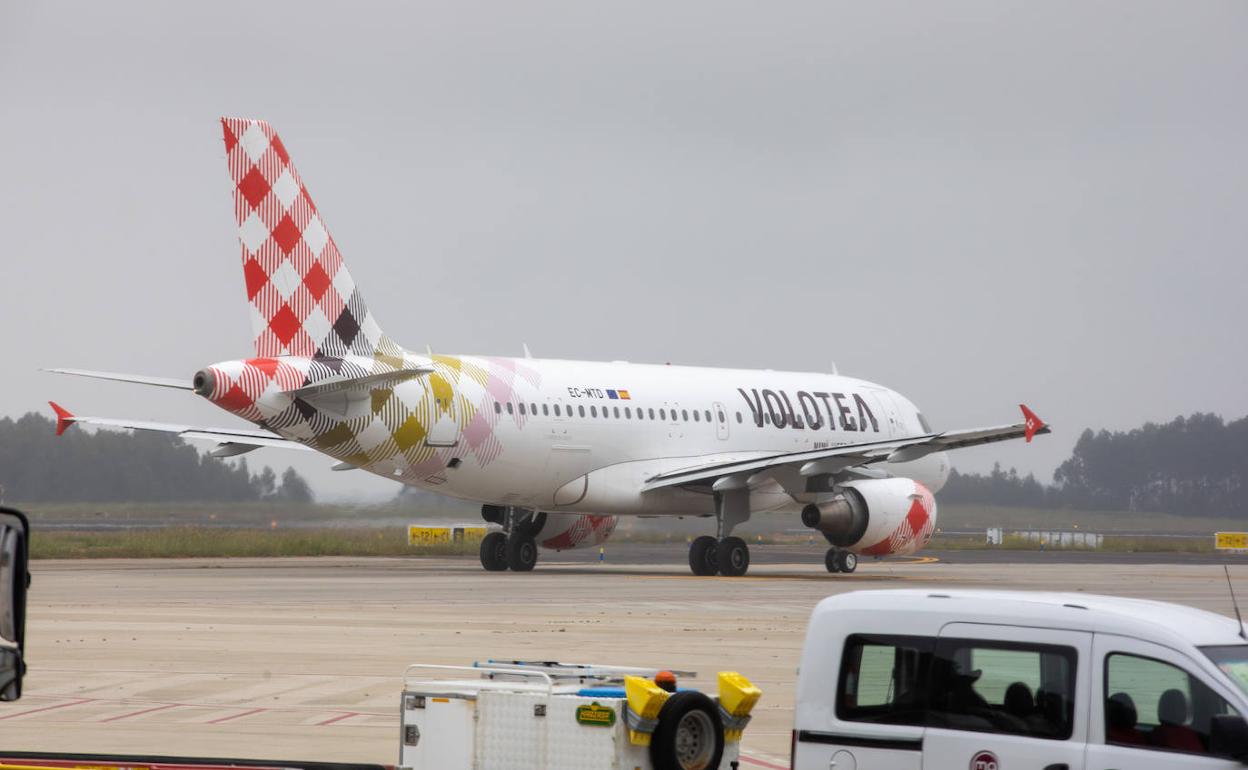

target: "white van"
[792,590,1248,769]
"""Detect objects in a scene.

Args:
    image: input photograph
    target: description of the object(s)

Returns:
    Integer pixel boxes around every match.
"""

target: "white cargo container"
[399,660,760,770]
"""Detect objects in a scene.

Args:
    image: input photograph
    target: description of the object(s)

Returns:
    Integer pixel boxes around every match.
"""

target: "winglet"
[48,401,75,436]
[1020,404,1045,443]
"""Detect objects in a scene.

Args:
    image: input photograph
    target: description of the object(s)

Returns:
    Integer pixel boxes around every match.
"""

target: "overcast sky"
[2,1,1245,502]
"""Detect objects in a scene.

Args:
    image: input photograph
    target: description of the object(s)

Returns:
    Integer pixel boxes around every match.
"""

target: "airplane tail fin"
[220,118,403,363]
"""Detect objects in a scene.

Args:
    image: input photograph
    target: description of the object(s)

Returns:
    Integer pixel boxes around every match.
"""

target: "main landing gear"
[688,486,753,577]
[825,548,858,574]
[479,505,542,572]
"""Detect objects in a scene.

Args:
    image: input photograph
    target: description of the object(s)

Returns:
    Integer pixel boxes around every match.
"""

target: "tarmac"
[5,546,1247,766]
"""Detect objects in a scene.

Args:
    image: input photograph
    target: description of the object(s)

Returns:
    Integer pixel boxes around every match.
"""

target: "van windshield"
[1202,645,1248,697]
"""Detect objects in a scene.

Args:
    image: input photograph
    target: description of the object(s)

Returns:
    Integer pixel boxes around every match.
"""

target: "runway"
[5,549,1246,764]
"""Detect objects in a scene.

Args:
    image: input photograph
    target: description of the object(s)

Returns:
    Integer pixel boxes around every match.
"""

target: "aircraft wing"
[642,404,1049,491]
[47,402,310,457]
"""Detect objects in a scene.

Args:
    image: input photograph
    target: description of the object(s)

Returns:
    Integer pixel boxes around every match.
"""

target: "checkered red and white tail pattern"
[221,118,401,360]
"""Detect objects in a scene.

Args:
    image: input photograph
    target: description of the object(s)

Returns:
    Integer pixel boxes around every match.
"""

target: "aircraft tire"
[718,536,750,577]
[841,551,858,573]
[825,548,840,573]
[480,531,509,571]
[506,535,538,572]
[688,536,718,576]
[649,690,725,770]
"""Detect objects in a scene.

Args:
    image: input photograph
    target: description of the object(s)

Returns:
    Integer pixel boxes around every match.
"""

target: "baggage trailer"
[399,660,761,770]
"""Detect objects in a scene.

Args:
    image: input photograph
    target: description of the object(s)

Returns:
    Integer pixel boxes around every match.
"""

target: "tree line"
[0,412,313,503]
[943,412,1247,516]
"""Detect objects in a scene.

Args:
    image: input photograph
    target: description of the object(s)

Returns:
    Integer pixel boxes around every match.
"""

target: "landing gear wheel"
[717,536,750,577]
[840,551,858,573]
[649,690,725,770]
[480,531,508,571]
[818,546,838,571]
[688,536,718,576]
[506,536,538,572]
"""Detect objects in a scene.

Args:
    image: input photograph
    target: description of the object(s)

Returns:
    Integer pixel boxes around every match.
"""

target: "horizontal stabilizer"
[287,367,432,398]
[45,404,310,452]
[45,368,192,390]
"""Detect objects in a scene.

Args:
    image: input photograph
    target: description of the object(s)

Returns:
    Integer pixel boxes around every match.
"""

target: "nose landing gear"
[825,549,858,573]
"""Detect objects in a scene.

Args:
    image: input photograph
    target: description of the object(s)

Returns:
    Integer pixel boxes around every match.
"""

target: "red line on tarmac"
[740,755,789,770]
[0,699,92,720]
[99,703,182,723]
[206,707,267,724]
[316,712,361,726]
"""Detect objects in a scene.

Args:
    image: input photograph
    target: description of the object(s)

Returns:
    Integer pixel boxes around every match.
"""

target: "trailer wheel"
[506,536,538,572]
[480,532,508,571]
[688,536,718,576]
[650,690,724,770]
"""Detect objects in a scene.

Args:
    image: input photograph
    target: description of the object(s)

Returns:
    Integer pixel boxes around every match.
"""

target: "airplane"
[47,117,1050,577]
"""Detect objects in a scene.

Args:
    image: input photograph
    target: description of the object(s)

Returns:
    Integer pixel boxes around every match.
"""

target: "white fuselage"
[367,357,950,518]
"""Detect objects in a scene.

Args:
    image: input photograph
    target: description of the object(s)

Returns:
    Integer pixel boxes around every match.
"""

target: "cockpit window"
[917,412,933,433]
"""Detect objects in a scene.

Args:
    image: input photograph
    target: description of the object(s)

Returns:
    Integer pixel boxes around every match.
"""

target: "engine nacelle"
[801,477,936,557]
[534,512,618,551]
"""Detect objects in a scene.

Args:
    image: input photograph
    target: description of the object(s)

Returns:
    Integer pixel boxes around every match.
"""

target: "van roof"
[814,589,1247,648]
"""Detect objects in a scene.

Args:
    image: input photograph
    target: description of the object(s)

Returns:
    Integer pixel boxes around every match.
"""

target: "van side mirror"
[0,508,29,701]
[1211,714,1248,760]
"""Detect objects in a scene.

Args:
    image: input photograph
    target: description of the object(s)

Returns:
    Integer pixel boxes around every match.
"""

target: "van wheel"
[718,536,750,577]
[649,691,724,770]
[506,536,538,572]
[689,536,718,576]
[480,532,508,571]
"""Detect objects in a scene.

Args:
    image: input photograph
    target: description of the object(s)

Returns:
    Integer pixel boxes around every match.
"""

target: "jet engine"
[480,506,618,551]
[534,512,618,551]
[800,478,936,557]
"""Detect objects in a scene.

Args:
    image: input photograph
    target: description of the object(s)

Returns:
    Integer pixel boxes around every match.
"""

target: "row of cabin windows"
[492,400,743,425]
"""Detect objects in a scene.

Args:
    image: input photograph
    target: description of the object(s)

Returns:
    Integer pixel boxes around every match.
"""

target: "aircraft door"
[713,401,730,440]
[868,389,903,439]
[425,394,459,447]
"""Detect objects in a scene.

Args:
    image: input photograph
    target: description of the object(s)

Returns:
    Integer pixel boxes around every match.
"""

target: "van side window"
[1105,653,1241,756]
[929,638,1077,740]
[837,634,934,726]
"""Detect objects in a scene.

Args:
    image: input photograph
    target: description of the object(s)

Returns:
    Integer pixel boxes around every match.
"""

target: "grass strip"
[30,527,478,559]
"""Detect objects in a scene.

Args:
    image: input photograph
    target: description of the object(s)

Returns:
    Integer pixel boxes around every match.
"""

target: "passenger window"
[530,403,537,416]
[554,405,561,417]
[693,410,700,422]
[1105,653,1241,755]
[614,407,620,418]
[838,634,934,726]
[506,403,514,415]
[494,402,501,414]
[518,403,526,415]
[649,409,655,420]
[735,412,741,424]
[660,409,667,420]
[929,638,1077,740]
[764,413,771,425]
[590,405,597,418]
[682,409,689,421]
[625,407,632,419]
[578,405,585,417]
[706,410,712,422]
[542,404,549,416]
